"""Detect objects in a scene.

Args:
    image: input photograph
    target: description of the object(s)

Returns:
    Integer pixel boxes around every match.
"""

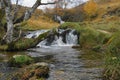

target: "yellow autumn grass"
[97,0,120,18]
[21,16,59,30]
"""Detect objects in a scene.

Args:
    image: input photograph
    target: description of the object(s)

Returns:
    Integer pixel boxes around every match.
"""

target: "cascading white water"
[37,29,79,48]
[55,15,65,24]
[25,30,48,38]
[25,29,79,48]
[66,30,78,45]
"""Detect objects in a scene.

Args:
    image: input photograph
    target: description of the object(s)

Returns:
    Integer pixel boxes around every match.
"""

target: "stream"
[0,29,103,80]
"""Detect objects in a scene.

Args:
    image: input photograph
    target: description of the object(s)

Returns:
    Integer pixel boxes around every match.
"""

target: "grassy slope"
[21,16,59,30]
[16,6,59,30]
[94,0,120,22]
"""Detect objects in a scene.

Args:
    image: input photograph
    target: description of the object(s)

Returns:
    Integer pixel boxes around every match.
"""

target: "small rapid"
[27,29,80,48]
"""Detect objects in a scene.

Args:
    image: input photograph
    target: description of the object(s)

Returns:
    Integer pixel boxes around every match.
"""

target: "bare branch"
[14,0,55,24]
[3,0,12,9]
[13,29,22,42]
[13,0,20,22]
[41,2,56,5]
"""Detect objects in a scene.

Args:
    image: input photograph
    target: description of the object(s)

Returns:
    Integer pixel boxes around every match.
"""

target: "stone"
[10,62,49,80]
[8,55,33,67]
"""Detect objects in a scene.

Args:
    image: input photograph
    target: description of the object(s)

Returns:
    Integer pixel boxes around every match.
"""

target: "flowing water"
[0,29,103,80]
[30,47,102,80]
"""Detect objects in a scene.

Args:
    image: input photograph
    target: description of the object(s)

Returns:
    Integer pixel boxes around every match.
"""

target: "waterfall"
[25,30,48,38]
[55,15,65,24]
[37,29,79,48]
[25,28,79,48]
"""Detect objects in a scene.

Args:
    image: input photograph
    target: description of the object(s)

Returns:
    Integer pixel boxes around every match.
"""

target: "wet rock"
[13,62,50,80]
[8,55,33,67]
[72,45,80,48]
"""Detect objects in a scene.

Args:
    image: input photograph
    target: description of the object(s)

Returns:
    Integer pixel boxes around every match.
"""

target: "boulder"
[18,62,50,80]
[8,55,33,67]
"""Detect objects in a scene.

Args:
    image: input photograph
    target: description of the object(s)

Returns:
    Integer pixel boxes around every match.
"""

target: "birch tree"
[0,0,55,44]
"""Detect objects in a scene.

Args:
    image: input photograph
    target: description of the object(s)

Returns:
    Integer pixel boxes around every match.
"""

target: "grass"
[60,22,111,49]
[20,16,59,30]
[103,31,120,80]
[107,31,120,54]
[103,53,120,80]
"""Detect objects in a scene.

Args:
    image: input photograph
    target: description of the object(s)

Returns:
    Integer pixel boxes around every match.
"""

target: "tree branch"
[14,0,55,24]
[41,2,56,5]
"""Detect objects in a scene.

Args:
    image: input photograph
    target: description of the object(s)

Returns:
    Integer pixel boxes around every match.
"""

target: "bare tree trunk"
[1,0,55,44]
[3,7,14,43]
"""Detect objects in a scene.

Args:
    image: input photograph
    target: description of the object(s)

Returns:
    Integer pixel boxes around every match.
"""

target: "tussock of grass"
[103,53,120,80]
[103,31,120,80]
[107,31,120,54]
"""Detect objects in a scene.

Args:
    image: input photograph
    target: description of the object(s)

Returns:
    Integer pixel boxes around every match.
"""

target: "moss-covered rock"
[8,55,33,67]
[59,22,80,29]
[12,62,49,80]
[0,31,49,51]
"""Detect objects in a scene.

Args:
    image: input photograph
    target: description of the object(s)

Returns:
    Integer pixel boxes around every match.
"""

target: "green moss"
[80,27,111,49]
[14,55,33,64]
[6,31,49,51]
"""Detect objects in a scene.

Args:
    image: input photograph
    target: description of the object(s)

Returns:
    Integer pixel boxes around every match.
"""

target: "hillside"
[16,5,59,30]
[71,0,120,22]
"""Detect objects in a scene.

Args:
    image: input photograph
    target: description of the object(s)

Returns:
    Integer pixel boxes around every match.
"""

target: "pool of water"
[0,47,103,80]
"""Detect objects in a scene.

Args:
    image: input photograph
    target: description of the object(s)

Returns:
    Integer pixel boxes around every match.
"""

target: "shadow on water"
[78,49,105,68]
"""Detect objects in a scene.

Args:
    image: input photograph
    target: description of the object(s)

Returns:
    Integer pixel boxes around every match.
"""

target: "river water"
[0,29,103,80]
[31,47,102,80]
[0,46,102,80]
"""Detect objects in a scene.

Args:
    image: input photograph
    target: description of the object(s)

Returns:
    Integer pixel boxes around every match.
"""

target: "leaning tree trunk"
[3,7,14,43]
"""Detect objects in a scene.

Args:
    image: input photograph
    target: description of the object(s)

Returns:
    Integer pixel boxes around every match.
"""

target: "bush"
[83,0,98,19]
